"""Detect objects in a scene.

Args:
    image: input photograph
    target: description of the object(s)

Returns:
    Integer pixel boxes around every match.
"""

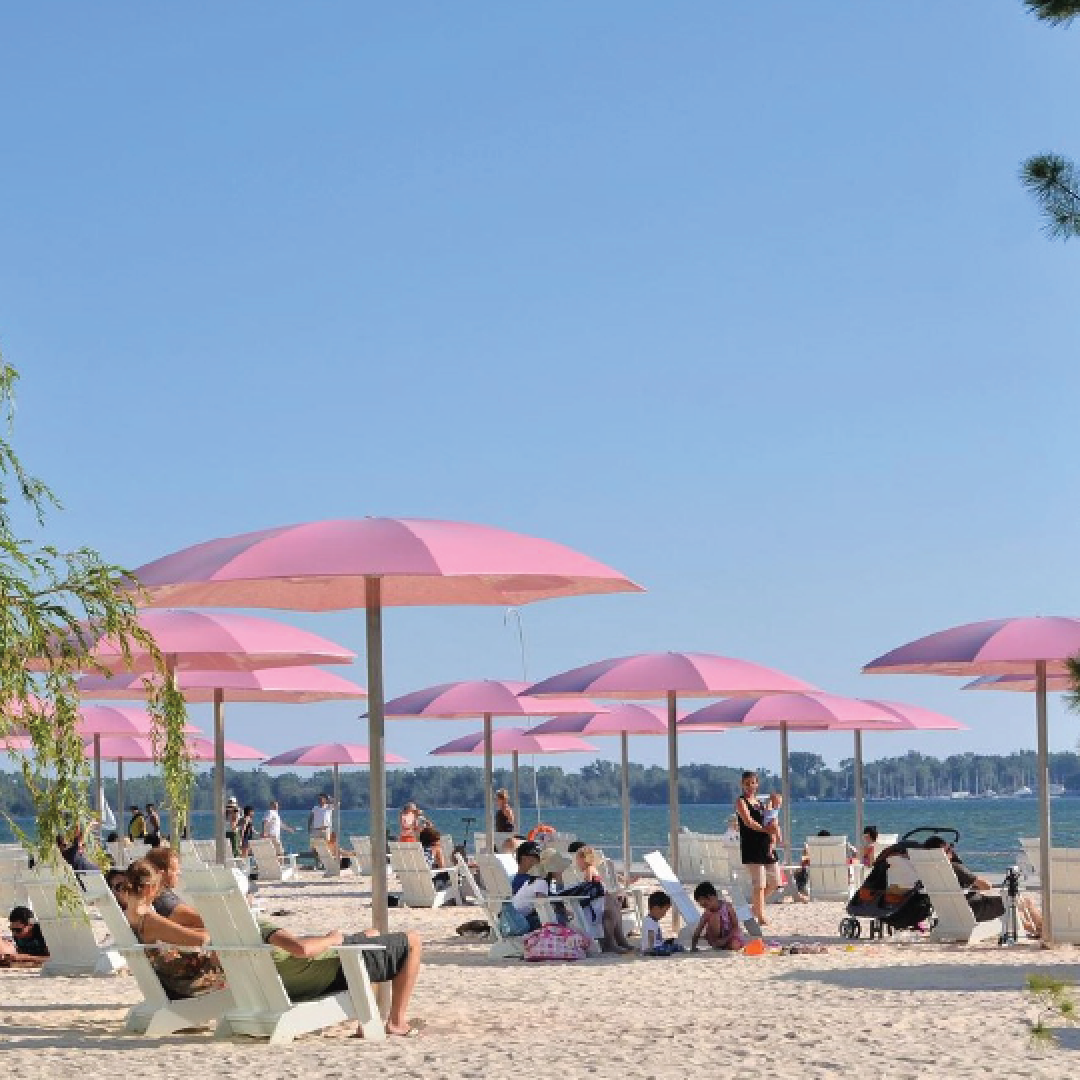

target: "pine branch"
[1021,154,1080,240]
[1025,0,1080,24]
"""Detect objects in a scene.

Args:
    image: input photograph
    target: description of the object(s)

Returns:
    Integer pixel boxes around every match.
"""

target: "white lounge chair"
[80,871,232,1035]
[644,850,761,940]
[1047,847,1080,944]
[805,835,853,902]
[348,835,374,876]
[455,855,523,959]
[0,846,29,914]
[249,839,297,883]
[21,864,126,976]
[906,847,1001,944]
[1019,838,1041,884]
[388,842,460,907]
[474,853,515,903]
[183,864,385,1043]
[311,837,352,878]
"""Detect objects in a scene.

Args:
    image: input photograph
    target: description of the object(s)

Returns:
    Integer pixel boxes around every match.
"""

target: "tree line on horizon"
[3,748,1078,820]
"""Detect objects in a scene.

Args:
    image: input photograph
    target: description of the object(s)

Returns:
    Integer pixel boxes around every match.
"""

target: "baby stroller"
[837,827,951,939]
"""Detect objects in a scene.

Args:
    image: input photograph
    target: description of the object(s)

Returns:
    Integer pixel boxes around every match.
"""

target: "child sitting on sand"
[691,882,746,951]
[640,891,682,955]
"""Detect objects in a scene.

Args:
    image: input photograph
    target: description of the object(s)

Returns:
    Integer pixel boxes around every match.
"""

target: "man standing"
[144,803,162,843]
[262,800,295,856]
[308,793,333,845]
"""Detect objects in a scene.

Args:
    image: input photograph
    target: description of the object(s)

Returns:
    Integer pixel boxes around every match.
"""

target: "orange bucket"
[743,938,766,956]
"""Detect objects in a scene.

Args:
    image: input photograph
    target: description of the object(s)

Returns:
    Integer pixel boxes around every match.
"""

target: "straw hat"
[526,848,571,878]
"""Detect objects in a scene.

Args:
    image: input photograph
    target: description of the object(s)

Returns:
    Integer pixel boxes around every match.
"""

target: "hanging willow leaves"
[0,358,192,870]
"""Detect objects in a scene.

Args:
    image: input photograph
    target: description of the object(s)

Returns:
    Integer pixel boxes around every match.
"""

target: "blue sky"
[2,2,1079,779]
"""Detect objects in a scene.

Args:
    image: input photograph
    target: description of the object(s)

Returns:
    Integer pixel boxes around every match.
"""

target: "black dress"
[737,795,776,866]
[495,807,514,833]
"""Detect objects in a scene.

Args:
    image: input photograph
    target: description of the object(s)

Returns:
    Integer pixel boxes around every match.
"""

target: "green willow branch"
[0,359,192,870]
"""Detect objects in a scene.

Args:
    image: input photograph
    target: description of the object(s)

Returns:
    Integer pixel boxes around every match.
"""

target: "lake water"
[10,797,1080,873]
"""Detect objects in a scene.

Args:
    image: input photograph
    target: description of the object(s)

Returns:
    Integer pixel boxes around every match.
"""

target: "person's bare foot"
[385,1023,421,1038]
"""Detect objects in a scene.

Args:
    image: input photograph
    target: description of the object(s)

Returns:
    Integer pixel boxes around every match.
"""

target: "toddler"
[691,881,746,951]
[640,891,682,955]
[762,793,782,856]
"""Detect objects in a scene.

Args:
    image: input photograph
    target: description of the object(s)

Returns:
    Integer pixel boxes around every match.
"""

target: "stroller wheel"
[839,917,860,939]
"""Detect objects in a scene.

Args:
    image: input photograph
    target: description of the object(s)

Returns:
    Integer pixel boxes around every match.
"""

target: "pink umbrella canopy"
[526,703,670,737]
[863,616,1080,676]
[526,651,818,699]
[383,678,606,849]
[262,743,406,767]
[263,743,407,832]
[78,666,367,703]
[680,693,967,853]
[61,613,356,866]
[85,735,266,762]
[525,651,819,877]
[526,704,672,872]
[384,679,601,719]
[129,517,642,933]
[130,518,643,610]
[430,729,597,757]
[64,610,356,675]
[863,615,1080,943]
[964,674,1072,693]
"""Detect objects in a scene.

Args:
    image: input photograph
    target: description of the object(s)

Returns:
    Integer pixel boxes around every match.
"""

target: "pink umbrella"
[525,652,818,878]
[45,610,356,674]
[430,728,597,830]
[383,678,604,842]
[526,704,672,872]
[79,667,366,840]
[130,517,642,933]
[10,704,201,831]
[74,613,356,865]
[85,734,264,832]
[681,694,966,858]
[78,666,367,703]
[262,743,408,837]
[863,615,1080,943]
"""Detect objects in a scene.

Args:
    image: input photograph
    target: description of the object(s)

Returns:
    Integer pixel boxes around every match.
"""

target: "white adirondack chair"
[388,842,460,907]
[454,855,523,959]
[0,846,29,914]
[80,871,232,1035]
[249,839,297,883]
[1019,838,1041,884]
[475,853,515,902]
[21,864,126,976]
[310,837,352,878]
[1048,848,1080,944]
[805,835,853,902]
[644,850,761,940]
[906,847,1001,944]
[348,835,373,876]
[183,864,385,1043]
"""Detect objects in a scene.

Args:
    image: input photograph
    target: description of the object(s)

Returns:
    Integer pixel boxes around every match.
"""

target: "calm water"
[11,797,1080,874]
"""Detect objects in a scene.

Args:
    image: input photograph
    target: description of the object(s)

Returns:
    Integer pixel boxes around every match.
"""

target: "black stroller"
[837,827,953,939]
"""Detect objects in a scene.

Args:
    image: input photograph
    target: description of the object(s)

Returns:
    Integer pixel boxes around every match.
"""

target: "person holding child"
[735,771,780,925]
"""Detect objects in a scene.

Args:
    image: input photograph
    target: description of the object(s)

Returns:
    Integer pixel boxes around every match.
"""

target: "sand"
[2,871,1078,1079]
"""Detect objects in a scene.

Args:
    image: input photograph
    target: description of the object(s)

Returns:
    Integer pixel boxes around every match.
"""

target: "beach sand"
[2,871,1078,1079]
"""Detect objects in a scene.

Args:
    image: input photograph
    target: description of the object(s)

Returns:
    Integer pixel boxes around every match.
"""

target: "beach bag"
[497,901,533,938]
[523,922,590,962]
[150,948,227,1000]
